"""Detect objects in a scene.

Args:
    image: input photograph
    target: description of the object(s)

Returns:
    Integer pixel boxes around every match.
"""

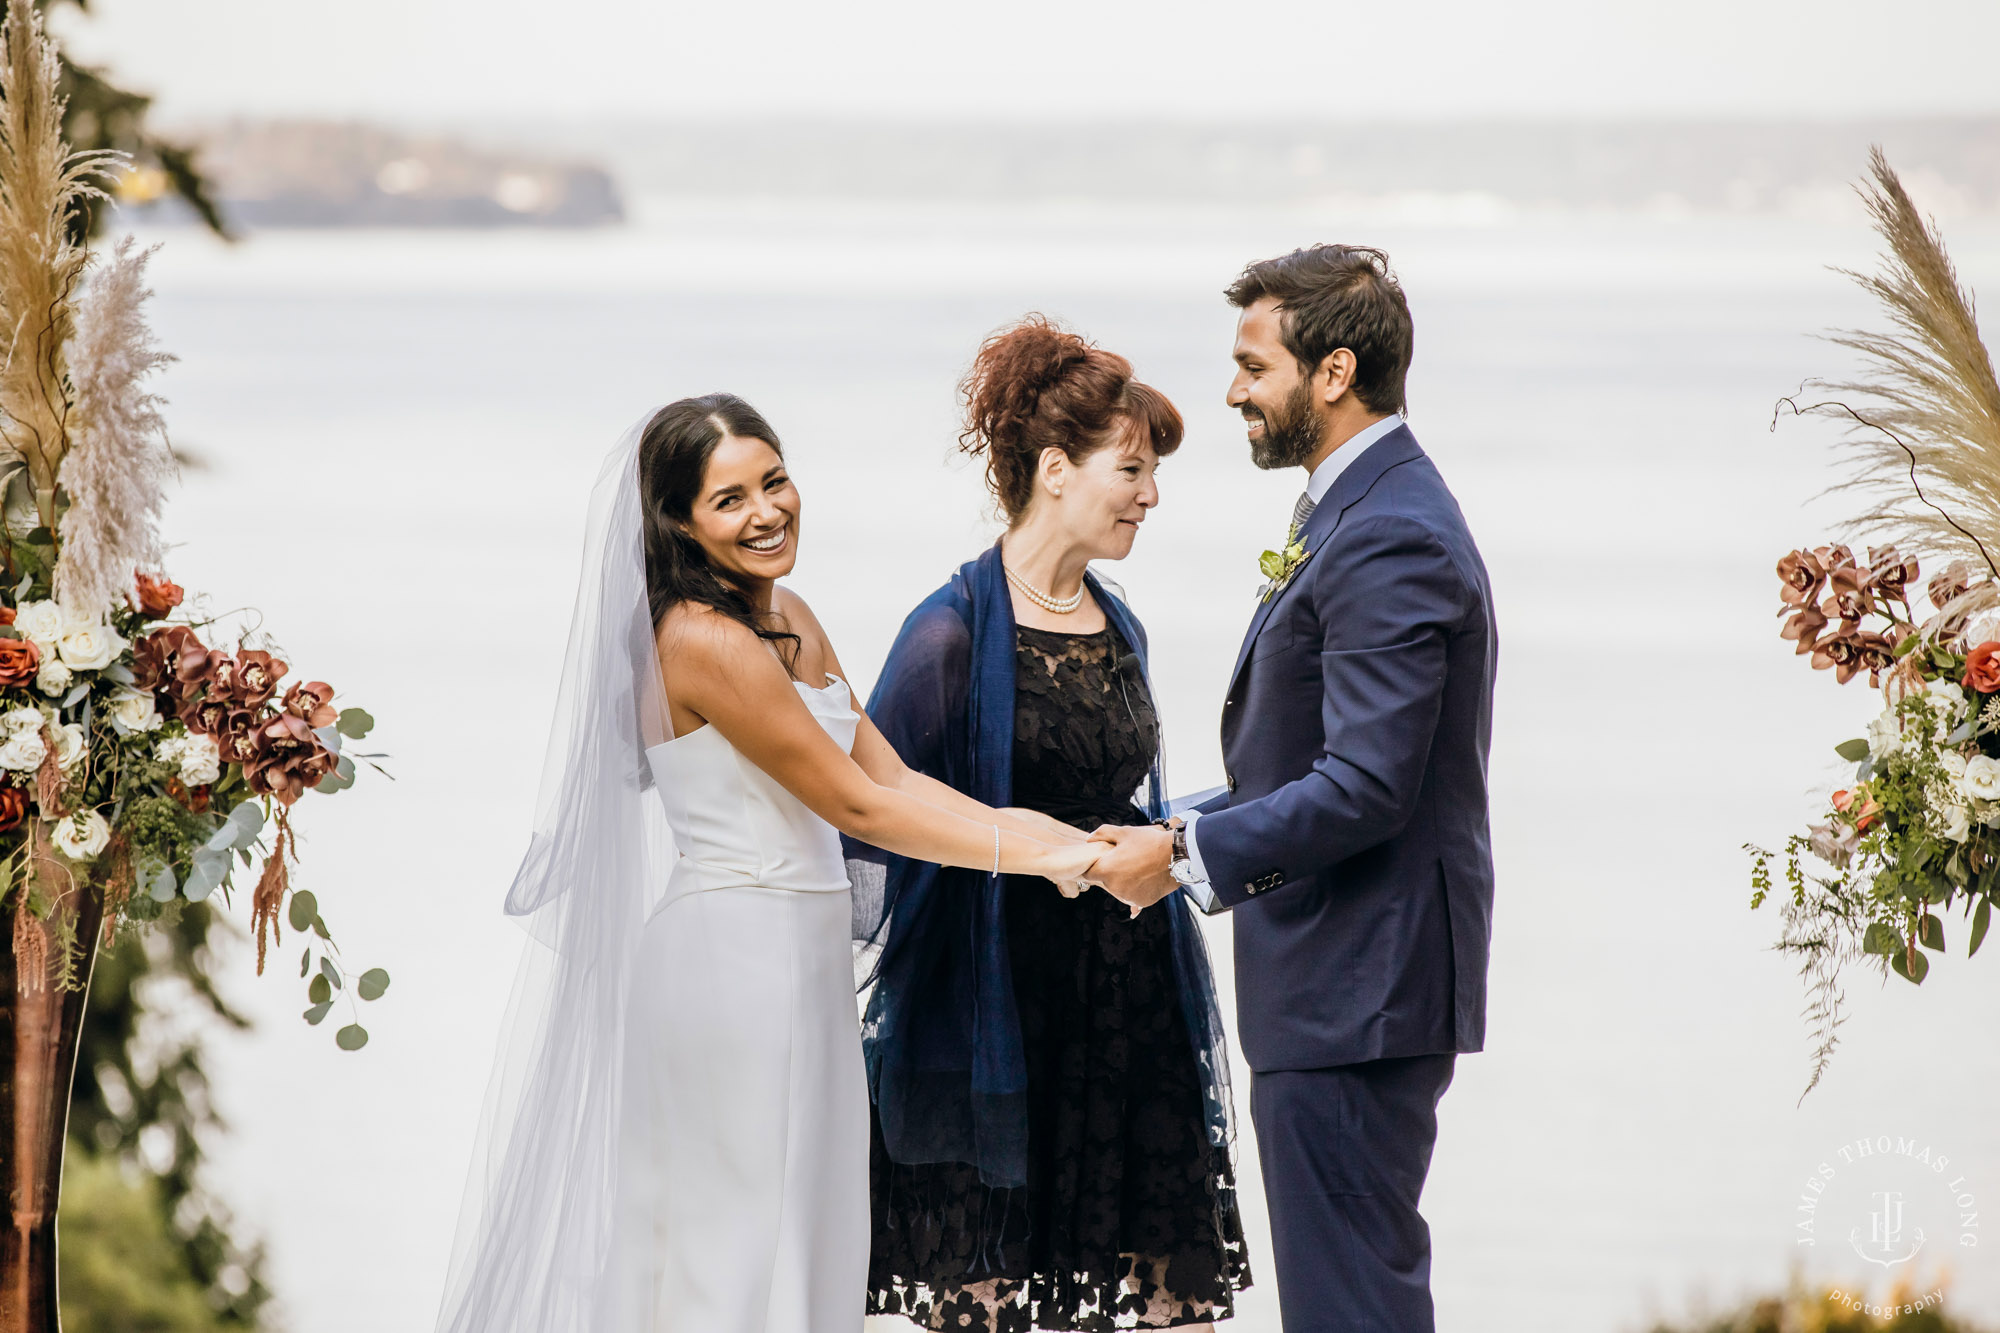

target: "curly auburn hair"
[957,315,1183,522]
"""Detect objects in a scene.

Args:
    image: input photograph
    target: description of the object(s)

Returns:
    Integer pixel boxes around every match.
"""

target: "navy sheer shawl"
[844,541,1235,1190]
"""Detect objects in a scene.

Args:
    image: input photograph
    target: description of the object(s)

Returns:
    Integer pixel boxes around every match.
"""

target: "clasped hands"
[1001,808,1179,916]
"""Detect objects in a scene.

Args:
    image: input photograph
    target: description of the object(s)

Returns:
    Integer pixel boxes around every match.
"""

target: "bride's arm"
[789,591,1084,846]
[662,613,1095,882]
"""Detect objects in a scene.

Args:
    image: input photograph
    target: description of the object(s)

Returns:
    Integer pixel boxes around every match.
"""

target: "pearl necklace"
[1003,562,1086,614]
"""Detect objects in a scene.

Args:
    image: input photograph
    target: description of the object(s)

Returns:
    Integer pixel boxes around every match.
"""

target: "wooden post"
[0,852,105,1333]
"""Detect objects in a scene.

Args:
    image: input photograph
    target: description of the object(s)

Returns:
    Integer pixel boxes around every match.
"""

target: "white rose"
[33,657,69,696]
[13,600,65,648]
[49,721,84,771]
[108,689,162,736]
[56,621,125,672]
[51,808,110,861]
[1961,755,2000,803]
[1941,803,1973,842]
[175,733,221,787]
[1941,750,1969,781]
[1867,708,1903,759]
[0,705,42,737]
[1928,678,1968,714]
[0,728,47,772]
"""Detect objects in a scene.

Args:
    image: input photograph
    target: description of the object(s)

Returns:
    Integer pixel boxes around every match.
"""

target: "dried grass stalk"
[250,812,291,975]
[56,238,174,616]
[0,0,121,528]
[1816,148,2000,581]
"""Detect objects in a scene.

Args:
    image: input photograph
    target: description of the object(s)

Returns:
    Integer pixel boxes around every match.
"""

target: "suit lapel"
[1225,426,1424,689]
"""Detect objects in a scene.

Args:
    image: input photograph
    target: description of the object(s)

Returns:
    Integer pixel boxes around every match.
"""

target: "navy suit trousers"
[1250,1055,1456,1331]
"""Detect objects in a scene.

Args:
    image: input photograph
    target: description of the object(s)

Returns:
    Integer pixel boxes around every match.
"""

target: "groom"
[1091,244,1496,1331]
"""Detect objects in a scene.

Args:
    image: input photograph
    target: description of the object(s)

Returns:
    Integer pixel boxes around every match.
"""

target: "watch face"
[1170,859,1199,887]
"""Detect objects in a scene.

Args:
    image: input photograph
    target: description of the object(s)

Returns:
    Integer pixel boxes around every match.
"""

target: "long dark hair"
[638,393,802,672]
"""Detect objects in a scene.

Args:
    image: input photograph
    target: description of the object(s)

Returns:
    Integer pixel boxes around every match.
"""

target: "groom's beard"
[1247,379,1322,471]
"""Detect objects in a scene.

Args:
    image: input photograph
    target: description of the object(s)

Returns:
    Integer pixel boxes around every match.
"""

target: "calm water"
[129,199,2000,1332]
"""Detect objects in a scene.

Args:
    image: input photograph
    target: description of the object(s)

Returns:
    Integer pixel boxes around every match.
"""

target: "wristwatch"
[1156,815,1199,887]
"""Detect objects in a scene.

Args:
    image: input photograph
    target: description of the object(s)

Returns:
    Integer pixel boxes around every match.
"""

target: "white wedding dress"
[599,674,870,1333]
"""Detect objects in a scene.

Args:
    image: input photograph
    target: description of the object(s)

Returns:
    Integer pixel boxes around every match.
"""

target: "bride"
[435,394,1103,1333]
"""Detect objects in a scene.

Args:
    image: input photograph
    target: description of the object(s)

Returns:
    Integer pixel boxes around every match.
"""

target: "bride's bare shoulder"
[656,604,776,682]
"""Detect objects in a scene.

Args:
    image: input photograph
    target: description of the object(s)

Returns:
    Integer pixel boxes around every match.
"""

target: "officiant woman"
[848,316,1252,1332]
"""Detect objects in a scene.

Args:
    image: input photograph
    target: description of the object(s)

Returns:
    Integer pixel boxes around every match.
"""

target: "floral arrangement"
[1753,149,2000,1091]
[0,2,385,1047]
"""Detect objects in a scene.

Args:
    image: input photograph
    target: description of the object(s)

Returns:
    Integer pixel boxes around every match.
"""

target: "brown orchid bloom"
[1865,545,1920,599]
[1777,549,1828,608]
[1812,628,1869,683]
[243,713,338,806]
[1853,631,1898,684]
[231,649,288,708]
[132,626,204,699]
[1821,564,1874,625]
[283,680,337,729]
[1780,602,1829,654]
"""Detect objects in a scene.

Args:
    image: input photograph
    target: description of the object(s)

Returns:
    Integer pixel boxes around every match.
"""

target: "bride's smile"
[681,432,804,589]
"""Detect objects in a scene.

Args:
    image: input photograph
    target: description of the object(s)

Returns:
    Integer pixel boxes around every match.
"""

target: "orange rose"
[0,607,14,627]
[1832,788,1884,833]
[1966,641,2000,694]
[0,785,25,833]
[133,573,184,619]
[0,638,39,687]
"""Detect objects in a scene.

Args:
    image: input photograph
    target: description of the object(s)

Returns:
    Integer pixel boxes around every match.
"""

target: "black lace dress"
[867,625,1251,1332]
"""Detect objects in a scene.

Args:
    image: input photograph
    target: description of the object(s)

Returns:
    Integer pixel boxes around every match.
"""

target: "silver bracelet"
[991,824,1001,877]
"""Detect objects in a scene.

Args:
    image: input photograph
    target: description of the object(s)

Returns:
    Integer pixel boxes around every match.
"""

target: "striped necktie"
[1287,491,1316,542]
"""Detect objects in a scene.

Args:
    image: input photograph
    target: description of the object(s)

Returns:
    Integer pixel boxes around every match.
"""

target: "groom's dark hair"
[1225,245,1412,416]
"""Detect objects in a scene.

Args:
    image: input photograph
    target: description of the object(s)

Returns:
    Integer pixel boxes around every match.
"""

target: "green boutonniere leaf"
[1256,539,1311,602]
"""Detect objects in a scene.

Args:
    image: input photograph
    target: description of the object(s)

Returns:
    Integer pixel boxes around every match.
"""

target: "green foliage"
[57,1156,233,1333]
[67,902,269,1327]
[122,794,214,868]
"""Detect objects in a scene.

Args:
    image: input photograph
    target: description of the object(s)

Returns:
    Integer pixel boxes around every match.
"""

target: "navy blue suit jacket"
[1194,424,1496,1073]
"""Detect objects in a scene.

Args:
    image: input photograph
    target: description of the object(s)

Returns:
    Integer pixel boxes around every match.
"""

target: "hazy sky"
[53,0,2000,123]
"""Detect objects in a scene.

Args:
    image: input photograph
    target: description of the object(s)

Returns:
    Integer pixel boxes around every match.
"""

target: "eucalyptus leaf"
[336,707,375,740]
[101,663,134,685]
[308,973,331,1005]
[287,889,318,932]
[319,957,342,990]
[140,860,177,903]
[357,968,390,1001]
[299,947,311,979]
[1949,723,1975,745]
[183,852,228,902]
[1863,922,1900,955]
[1973,899,1993,958]
[313,724,343,755]
[1891,945,1931,984]
[303,1000,332,1026]
[1919,914,1946,952]
[1834,738,1870,762]
[58,682,86,707]
[335,1024,369,1052]
[311,915,331,942]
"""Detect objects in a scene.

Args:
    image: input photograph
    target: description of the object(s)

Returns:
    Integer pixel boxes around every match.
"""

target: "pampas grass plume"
[0,0,121,528]
[1823,149,2000,584]
[55,237,175,617]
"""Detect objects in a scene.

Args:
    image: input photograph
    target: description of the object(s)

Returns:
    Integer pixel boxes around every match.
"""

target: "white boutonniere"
[1256,535,1312,602]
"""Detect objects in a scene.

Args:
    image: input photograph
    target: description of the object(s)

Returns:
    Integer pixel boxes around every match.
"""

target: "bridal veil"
[434,419,676,1332]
